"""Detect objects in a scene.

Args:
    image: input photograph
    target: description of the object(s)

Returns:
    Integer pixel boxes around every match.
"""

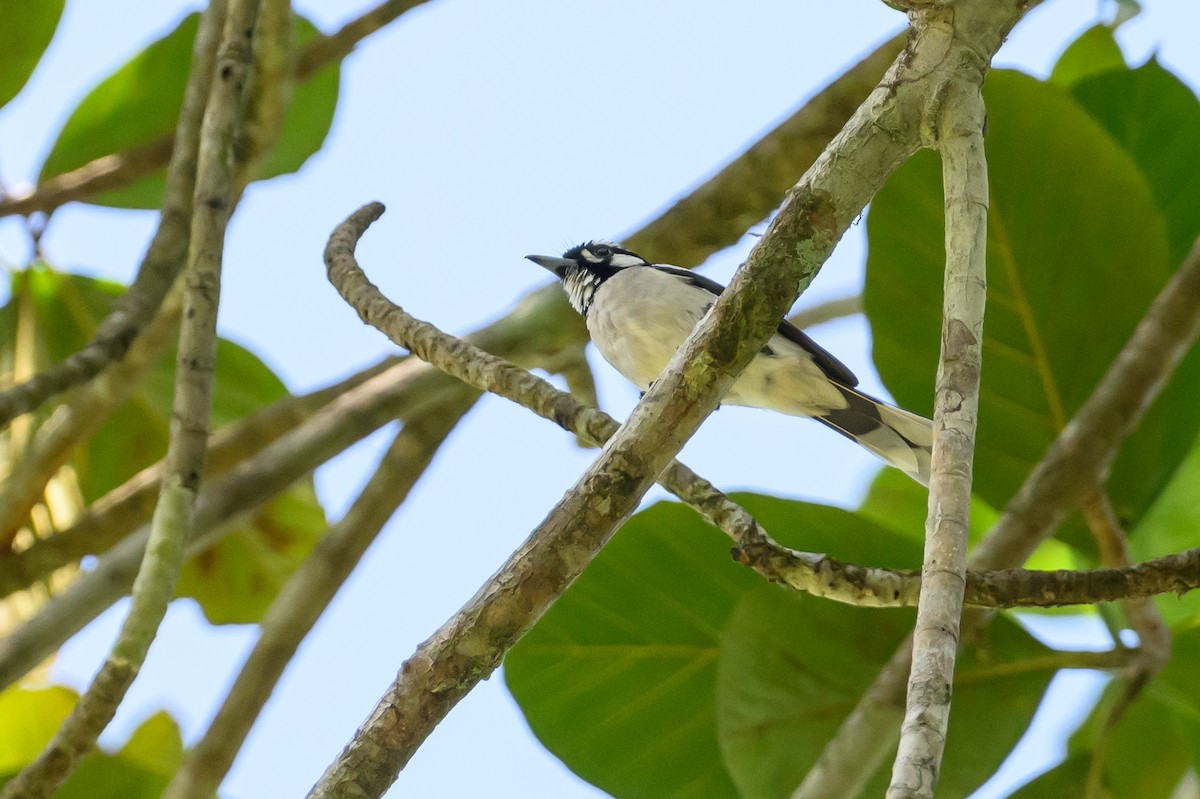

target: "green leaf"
[505,499,758,799]
[38,12,339,209]
[0,0,64,110]
[118,711,184,774]
[1071,60,1200,266]
[176,480,326,624]
[1007,753,1090,799]
[859,469,1074,574]
[508,494,1053,797]
[1050,25,1126,87]
[258,17,339,177]
[866,70,1191,533]
[717,587,1052,799]
[0,685,75,774]
[0,266,326,624]
[56,710,185,799]
[0,688,186,798]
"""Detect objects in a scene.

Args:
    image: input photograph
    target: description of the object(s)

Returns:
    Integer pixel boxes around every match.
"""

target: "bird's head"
[526,241,649,315]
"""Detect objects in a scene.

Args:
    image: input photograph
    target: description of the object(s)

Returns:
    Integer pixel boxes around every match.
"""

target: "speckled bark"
[889,38,990,799]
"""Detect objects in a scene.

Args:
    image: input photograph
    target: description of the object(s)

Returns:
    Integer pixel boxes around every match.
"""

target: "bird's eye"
[593,245,612,257]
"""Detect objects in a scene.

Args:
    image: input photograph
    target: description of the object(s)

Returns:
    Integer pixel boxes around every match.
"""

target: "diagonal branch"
[0,1,259,795]
[888,18,990,797]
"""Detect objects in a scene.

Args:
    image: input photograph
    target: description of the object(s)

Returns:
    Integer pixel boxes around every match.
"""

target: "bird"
[527,240,933,485]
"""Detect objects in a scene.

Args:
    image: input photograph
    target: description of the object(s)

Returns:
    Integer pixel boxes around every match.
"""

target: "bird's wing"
[648,264,859,387]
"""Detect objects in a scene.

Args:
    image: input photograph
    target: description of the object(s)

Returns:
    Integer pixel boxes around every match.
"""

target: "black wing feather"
[648,265,859,387]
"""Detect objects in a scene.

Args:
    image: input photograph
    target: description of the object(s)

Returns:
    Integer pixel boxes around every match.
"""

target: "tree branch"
[888,17,990,796]
[295,0,432,80]
[160,391,477,799]
[796,235,1200,799]
[0,1,258,794]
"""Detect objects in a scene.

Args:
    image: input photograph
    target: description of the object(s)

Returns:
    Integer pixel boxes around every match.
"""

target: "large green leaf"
[38,12,339,209]
[1007,753,1090,799]
[0,266,326,623]
[859,469,1075,578]
[505,500,757,799]
[176,480,326,624]
[0,0,64,110]
[506,495,1054,798]
[1071,60,1200,267]
[717,587,1052,799]
[0,688,187,797]
[865,70,1195,532]
[1049,25,1126,87]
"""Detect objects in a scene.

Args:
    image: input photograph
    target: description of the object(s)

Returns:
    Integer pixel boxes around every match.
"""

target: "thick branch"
[0,2,258,795]
[889,30,990,798]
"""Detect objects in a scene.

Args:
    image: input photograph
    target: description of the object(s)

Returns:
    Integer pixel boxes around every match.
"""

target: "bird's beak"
[526,254,574,278]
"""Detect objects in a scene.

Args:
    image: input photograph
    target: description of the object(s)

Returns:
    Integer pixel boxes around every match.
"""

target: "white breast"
[586,268,711,390]
[584,266,845,415]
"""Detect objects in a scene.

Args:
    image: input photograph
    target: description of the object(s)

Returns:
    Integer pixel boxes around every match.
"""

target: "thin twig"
[0,1,259,795]
[1079,490,1171,797]
[796,235,1200,799]
[160,391,477,799]
[888,20,990,797]
[787,293,863,329]
[295,0,432,80]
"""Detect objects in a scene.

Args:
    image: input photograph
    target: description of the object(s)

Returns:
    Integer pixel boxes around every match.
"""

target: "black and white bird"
[527,241,933,485]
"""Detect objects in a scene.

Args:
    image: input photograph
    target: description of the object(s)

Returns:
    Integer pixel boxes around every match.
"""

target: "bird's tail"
[815,384,932,486]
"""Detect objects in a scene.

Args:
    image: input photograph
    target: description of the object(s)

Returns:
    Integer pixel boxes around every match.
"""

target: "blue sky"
[2,1,1199,797]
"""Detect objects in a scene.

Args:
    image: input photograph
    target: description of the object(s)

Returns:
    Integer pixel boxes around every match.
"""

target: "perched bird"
[527,240,933,485]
